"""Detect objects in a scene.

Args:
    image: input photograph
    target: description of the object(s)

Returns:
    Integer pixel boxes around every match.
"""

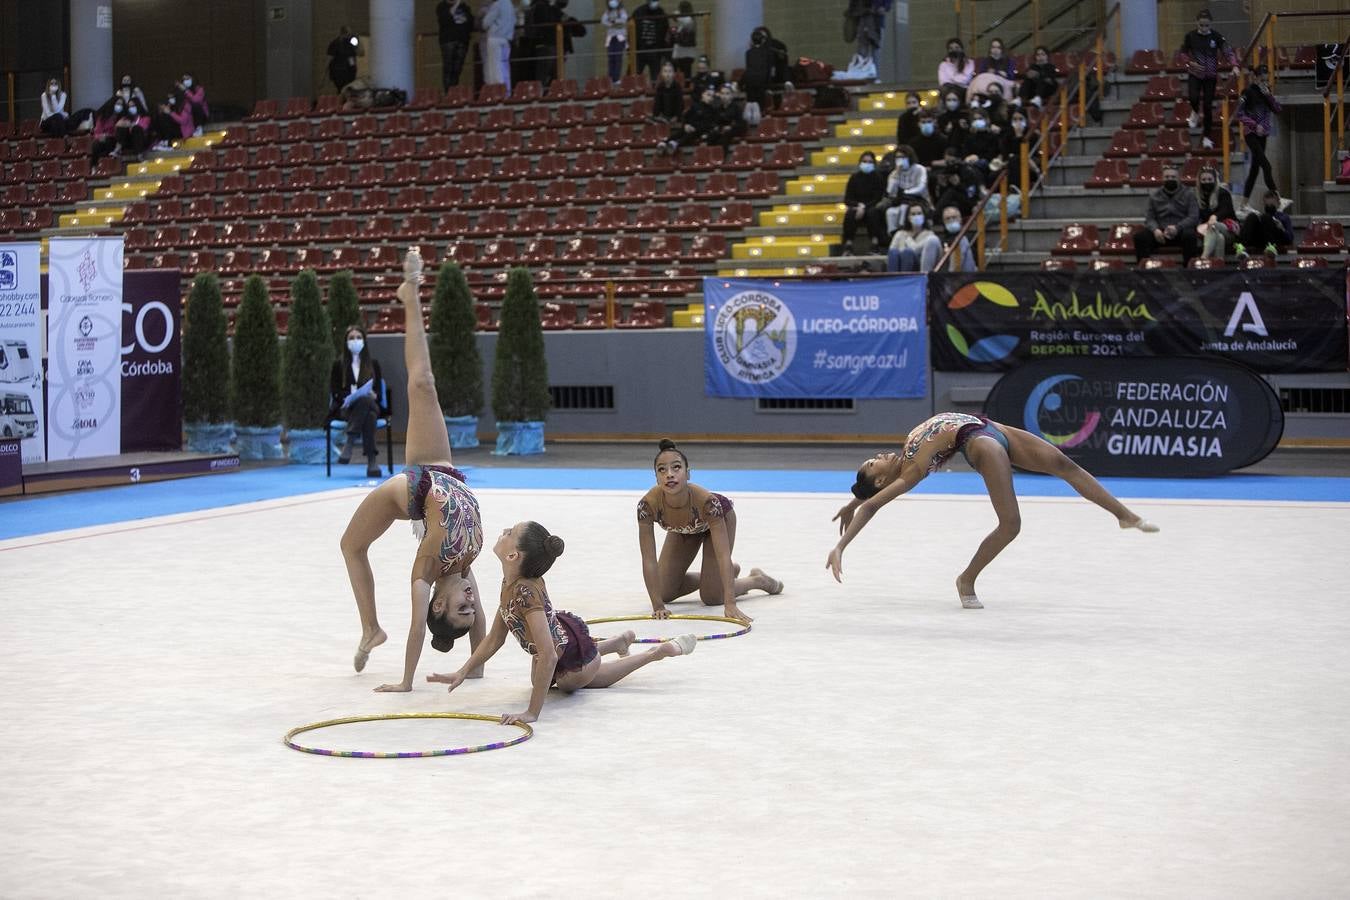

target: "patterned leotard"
[904,412,986,474]
[500,579,598,680]
[404,464,482,575]
[636,485,733,535]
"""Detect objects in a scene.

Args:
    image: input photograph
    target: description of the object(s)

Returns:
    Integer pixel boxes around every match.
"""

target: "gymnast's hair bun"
[544,534,565,557]
[658,438,679,452]
[430,635,454,653]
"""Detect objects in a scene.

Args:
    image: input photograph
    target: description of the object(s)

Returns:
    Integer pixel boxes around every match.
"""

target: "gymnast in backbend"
[338,247,486,690]
[826,412,1158,609]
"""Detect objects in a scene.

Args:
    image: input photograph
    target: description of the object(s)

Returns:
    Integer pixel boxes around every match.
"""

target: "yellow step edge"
[127,158,190,177]
[93,181,162,202]
[834,119,899,139]
[810,144,895,168]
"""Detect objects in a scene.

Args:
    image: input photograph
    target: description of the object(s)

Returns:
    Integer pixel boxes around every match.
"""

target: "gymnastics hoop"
[583,613,752,643]
[283,712,533,759]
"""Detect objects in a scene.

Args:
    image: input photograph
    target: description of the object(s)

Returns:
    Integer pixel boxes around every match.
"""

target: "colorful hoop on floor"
[283,712,533,759]
[583,613,752,643]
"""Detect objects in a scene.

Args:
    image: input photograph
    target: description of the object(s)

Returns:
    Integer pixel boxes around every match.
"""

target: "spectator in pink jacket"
[938,38,975,94]
[115,100,152,159]
[178,73,209,135]
[152,92,194,149]
[90,100,121,161]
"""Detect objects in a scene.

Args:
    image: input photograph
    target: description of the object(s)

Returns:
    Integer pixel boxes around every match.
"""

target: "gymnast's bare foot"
[354,628,387,672]
[616,630,636,657]
[955,576,983,609]
[750,567,784,594]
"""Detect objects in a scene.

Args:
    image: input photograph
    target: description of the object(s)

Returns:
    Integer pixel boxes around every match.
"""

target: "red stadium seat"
[1051,223,1100,256]
[1139,256,1178,269]
[1293,256,1328,268]
[594,205,629,229]
[448,109,480,133]
[1141,75,1181,101]
[714,201,753,228]
[634,206,669,230]
[725,144,765,170]
[698,172,739,199]
[496,155,531,180]
[504,182,539,207]
[1040,257,1077,271]
[688,233,727,260]
[553,103,586,127]
[588,101,622,124]
[222,194,252,218]
[460,156,494,181]
[583,178,619,203]
[552,206,589,233]
[1239,255,1275,270]
[657,173,697,200]
[428,183,464,209]
[1148,127,1188,156]
[1129,158,1165,188]
[445,85,474,107]
[386,136,417,160]
[221,169,251,193]
[1125,49,1167,74]
[540,301,576,329]
[540,180,575,205]
[467,183,502,208]
[618,300,666,328]
[640,233,683,261]
[767,143,806,168]
[483,107,515,131]
[411,110,447,134]
[581,77,612,100]
[1089,257,1126,271]
[1165,100,1194,128]
[571,150,606,176]
[1084,159,1129,188]
[247,99,280,120]
[1297,221,1346,253]
[522,237,557,263]
[673,202,712,229]
[562,236,599,262]
[535,153,568,179]
[1188,257,1225,269]
[1124,102,1164,129]
[472,210,511,236]
[445,240,478,265]
[319,164,351,189]
[454,133,488,158]
[389,185,427,211]
[1101,223,1139,255]
[509,80,543,103]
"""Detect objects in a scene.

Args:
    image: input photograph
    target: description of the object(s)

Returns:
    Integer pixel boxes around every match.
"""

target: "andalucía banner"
[929,269,1348,373]
[0,242,45,464]
[46,236,124,461]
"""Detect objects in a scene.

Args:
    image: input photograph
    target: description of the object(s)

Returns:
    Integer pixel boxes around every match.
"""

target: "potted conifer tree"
[429,261,484,448]
[326,269,361,357]
[491,267,550,455]
[182,272,234,453]
[282,269,335,463]
[231,274,283,459]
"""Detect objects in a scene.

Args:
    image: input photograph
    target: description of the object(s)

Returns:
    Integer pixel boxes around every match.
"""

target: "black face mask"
[1200,182,1215,194]
[1163,179,1179,192]
[1264,205,1277,214]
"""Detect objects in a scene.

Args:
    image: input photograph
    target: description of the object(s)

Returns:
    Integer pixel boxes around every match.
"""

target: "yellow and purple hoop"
[583,613,752,643]
[283,712,533,759]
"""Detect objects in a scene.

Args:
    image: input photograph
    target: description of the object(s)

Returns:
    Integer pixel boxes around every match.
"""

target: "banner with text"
[984,356,1284,477]
[0,243,45,464]
[47,237,124,461]
[930,269,1348,373]
[703,277,928,398]
[121,270,183,451]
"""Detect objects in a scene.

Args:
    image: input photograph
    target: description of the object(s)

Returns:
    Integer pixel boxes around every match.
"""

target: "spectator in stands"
[959,107,1002,168]
[178,74,208,136]
[1234,63,1284,214]
[633,0,671,82]
[1017,46,1058,107]
[877,144,929,236]
[689,56,719,100]
[939,205,978,271]
[117,74,148,112]
[1179,8,1238,150]
[437,0,474,90]
[670,2,699,80]
[895,91,923,143]
[90,100,121,161]
[656,84,718,155]
[970,85,1008,127]
[39,78,69,137]
[886,202,941,272]
[936,89,966,140]
[975,38,1017,100]
[1236,189,1294,258]
[761,28,791,92]
[999,108,1031,166]
[933,149,981,216]
[327,26,361,92]
[1132,163,1201,263]
[481,0,516,90]
[330,326,386,479]
[912,110,947,167]
[524,0,563,86]
[836,151,888,255]
[938,38,975,94]
[1195,165,1238,259]
[713,82,748,149]
[601,0,629,83]
[152,92,194,150]
[743,26,776,112]
[115,98,151,160]
[844,0,888,81]
[652,60,683,121]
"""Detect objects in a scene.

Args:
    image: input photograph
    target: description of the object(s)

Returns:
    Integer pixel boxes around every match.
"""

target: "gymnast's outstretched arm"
[825,462,930,582]
[429,611,508,691]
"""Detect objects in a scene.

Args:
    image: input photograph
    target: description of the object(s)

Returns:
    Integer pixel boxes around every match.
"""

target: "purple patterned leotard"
[904,413,1010,473]
[636,484,734,535]
[404,464,482,575]
[500,579,599,682]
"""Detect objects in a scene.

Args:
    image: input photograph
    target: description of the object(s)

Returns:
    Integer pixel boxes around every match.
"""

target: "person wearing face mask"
[601,0,629,83]
[974,38,1017,102]
[90,100,122,161]
[1234,64,1285,215]
[1179,9,1239,149]
[895,91,924,144]
[116,75,149,113]
[1017,46,1058,107]
[115,99,151,160]
[938,38,975,94]
[330,326,388,478]
[437,0,475,90]
[1132,164,1201,263]
[1193,166,1238,259]
[878,145,929,236]
[480,0,516,90]
[998,111,1031,166]
[669,2,698,80]
[178,74,209,135]
[712,83,747,150]
[657,84,718,155]
[152,92,194,150]
[689,56,719,101]
[936,90,965,139]
[837,152,888,255]
[934,151,979,217]
[1235,189,1294,258]
[743,27,775,111]
[959,110,1001,167]
[938,205,977,271]
[652,60,684,121]
[886,202,942,272]
[523,0,563,87]
[39,79,69,137]
[911,111,948,167]
[632,0,671,83]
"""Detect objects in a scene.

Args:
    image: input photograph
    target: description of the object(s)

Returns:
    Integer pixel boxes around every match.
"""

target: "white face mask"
[909,215,925,228]
[945,220,961,234]
[183,78,193,88]
[347,338,364,355]
[945,98,959,110]
[128,106,139,117]
[609,0,619,6]
[49,85,59,94]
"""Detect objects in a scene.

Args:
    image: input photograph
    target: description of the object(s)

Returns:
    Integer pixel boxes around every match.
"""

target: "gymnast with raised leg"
[428,522,698,724]
[339,248,487,691]
[637,439,783,624]
[826,412,1158,609]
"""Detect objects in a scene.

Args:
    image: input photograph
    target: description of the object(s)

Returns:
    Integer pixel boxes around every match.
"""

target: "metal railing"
[413,11,713,91]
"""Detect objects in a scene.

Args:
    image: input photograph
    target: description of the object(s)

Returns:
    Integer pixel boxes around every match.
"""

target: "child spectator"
[601,0,629,83]
[656,84,719,155]
[652,60,684,121]
[1234,64,1284,213]
[1179,8,1238,149]
[1236,190,1294,257]
[1017,46,1058,107]
[40,78,69,137]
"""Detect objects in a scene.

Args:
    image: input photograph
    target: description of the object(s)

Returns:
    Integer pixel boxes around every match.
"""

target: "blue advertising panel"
[703,277,928,399]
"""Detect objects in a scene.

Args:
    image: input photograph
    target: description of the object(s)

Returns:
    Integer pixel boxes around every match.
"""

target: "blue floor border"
[3,465,1348,541]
